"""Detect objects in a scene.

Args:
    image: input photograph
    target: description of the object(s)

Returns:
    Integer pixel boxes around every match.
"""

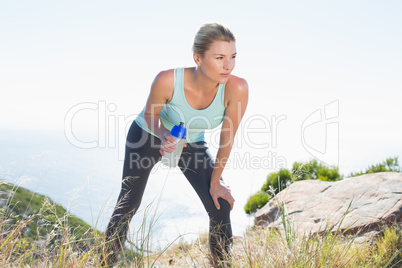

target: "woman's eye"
[217,57,223,60]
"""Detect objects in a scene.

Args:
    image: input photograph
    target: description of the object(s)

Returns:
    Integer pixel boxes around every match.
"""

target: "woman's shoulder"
[153,68,175,84]
[150,69,175,102]
[222,74,248,109]
[225,74,249,96]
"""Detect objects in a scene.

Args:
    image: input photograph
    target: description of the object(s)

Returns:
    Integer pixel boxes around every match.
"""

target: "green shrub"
[349,156,400,177]
[244,191,270,215]
[245,159,341,214]
[261,168,292,195]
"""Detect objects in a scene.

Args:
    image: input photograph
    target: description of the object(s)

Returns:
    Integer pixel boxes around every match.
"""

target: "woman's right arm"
[142,70,180,155]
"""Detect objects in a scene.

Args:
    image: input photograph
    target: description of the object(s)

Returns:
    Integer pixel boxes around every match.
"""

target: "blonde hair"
[192,22,236,57]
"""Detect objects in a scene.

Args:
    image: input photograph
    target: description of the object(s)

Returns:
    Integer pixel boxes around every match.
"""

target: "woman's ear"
[193,53,202,66]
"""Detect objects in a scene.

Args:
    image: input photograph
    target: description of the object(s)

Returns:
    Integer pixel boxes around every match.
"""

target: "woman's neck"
[190,67,219,94]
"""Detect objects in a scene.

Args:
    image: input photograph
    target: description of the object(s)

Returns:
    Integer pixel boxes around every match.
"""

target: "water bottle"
[161,122,187,168]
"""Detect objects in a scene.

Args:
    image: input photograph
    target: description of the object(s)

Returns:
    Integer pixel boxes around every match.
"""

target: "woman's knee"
[218,198,231,211]
[207,198,231,220]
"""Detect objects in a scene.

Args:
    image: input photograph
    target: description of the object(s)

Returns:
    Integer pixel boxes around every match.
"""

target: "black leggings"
[105,120,232,261]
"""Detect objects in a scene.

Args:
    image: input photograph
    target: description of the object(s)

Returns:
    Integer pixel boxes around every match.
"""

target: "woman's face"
[196,40,237,84]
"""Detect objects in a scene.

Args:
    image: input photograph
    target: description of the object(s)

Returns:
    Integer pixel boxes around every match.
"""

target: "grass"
[1,179,401,267]
[152,222,402,267]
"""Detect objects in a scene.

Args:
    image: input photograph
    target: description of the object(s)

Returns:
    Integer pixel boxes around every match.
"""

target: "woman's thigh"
[177,142,230,215]
[118,120,162,203]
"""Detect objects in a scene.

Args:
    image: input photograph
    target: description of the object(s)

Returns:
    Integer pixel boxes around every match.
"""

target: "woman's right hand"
[160,131,175,156]
[159,131,187,156]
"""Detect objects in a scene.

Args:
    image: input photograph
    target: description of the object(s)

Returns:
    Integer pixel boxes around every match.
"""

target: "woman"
[102,22,248,266]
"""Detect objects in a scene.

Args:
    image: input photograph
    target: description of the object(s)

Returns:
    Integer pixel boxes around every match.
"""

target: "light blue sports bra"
[135,67,226,143]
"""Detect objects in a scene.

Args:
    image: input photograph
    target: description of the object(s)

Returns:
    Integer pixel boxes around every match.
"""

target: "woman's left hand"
[210,181,235,211]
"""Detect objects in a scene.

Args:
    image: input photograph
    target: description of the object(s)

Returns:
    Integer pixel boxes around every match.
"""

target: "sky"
[1,0,402,242]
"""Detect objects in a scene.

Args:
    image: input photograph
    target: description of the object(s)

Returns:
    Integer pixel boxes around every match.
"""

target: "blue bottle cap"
[170,122,187,139]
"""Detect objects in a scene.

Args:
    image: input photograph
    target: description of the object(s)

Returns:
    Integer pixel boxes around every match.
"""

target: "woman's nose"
[224,59,234,70]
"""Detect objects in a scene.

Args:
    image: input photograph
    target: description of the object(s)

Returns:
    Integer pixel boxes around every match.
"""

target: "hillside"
[0,180,98,262]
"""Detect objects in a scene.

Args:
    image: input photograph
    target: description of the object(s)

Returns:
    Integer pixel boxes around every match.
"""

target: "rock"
[254,172,402,239]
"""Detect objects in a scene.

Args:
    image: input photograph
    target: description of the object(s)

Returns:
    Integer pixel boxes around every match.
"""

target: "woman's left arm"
[210,77,249,210]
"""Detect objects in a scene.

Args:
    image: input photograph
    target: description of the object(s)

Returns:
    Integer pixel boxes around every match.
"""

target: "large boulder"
[254,172,402,239]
